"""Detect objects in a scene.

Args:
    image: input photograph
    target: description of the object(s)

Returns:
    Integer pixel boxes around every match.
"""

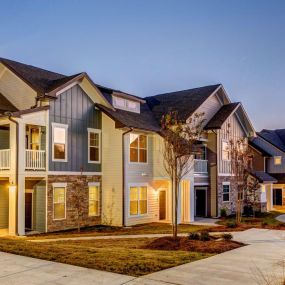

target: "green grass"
[0,237,213,276]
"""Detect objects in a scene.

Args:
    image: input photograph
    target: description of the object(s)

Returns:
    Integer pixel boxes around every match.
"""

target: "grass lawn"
[26,223,210,240]
[0,237,214,276]
[214,211,285,231]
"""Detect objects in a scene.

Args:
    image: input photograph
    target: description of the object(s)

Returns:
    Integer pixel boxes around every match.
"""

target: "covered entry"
[273,188,283,206]
[195,187,207,217]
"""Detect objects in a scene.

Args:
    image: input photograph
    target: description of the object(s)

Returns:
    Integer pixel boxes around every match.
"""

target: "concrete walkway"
[276,214,285,223]
[2,229,285,284]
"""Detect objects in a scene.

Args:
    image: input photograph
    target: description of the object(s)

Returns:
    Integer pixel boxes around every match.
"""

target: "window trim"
[52,123,68,162]
[88,182,100,217]
[52,183,67,220]
[128,183,148,217]
[221,140,230,161]
[274,156,282,165]
[222,182,230,202]
[129,133,148,164]
[88,128,101,164]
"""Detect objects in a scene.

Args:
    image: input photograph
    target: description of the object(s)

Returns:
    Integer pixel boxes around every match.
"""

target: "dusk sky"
[0,0,284,131]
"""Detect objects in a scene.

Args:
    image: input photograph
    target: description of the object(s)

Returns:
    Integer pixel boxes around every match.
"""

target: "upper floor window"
[222,183,230,202]
[88,183,100,216]
[222,141,230,161]
[194,145,207,160]
[130,134,147,163]
[88,128,101,163]
[274,156,282,165]
[112,95,140,113]
[52,123,68,162]
[129,185,147,216]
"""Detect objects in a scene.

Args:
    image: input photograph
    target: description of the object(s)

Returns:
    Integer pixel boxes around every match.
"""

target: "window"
[129,186,147,216]
[88,129,101,163]
[112,96,140,113]
[130,134,147,163]
[113,96,126,108]
[222,183,230,202]
[53,184,66,220]
[194,145,207,160]
[274,156,282,165]
[52,123,68,161]
[89,183,100,216]
[222,141,230,161]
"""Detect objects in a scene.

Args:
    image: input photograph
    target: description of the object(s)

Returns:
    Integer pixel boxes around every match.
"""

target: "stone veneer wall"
[47,175,101,232]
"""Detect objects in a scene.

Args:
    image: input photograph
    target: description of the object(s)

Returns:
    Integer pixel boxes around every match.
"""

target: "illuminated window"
[274,156,282,165]
[222,141,230,161]
[88,128,101,163]
[52,123,68,161]
[130,134,147,163]
[130,186,147,216]
[53,184,66,220]
[89,183,100,216]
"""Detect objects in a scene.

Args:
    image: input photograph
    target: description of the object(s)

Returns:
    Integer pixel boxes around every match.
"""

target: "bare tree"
[161,111,204,239]
[228,136,259,223]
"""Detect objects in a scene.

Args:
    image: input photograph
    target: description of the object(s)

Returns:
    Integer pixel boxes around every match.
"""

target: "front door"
[25,193,33,230]
[195,188,206,217]
[273,189,282,206]
[159,190,166,220]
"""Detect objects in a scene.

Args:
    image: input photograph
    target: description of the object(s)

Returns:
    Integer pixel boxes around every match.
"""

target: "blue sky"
[0,0,284,130]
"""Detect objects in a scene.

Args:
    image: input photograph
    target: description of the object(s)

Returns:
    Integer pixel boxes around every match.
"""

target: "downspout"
[6,113,19,235]
[122,127,133,227]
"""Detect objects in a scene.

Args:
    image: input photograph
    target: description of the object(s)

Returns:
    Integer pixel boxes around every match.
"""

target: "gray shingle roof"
[270,173,285,184]
[249,138,272,156]
[258,129,285,152]
[145,84,221,122]
[204,102,240,130]
[251,171,277,183]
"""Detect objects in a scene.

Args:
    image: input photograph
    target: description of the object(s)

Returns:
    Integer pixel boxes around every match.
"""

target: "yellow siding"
[101,114,123,226]
[0,182,9,229]
[0,63,37,110]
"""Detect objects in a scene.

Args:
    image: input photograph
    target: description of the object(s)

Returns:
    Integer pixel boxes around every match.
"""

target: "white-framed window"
[113,96,126,108]
[88,128,101,163]
[274,156,282,165]
[222,183,230,202]
[129,134,147,163]
[112,96,140,113]
[222,140,230,161]
[52,123,68,162]
[53,183,66,220]
[88,182,100,216]
[129,185,148,216]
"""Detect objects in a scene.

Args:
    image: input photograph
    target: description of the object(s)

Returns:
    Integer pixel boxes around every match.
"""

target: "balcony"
[0,149,10,170]
[25,150,46,171]
[194,159,208,174]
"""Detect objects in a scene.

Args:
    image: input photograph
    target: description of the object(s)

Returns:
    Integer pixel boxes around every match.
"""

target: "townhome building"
[0,57,266,236]
[250,129,285,211]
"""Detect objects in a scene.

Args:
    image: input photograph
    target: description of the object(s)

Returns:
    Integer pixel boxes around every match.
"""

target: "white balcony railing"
[0,149,10,170]
[194,159,208,174]
[25,150,46,170]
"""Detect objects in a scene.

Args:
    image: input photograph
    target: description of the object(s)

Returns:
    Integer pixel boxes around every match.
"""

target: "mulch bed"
[143,236,243,254]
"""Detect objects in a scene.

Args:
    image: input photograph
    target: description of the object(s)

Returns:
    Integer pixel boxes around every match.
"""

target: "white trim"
[128,133,148,164]
[51,123,68,162]
[48,171,102,176]
[87,128,101,164]
[194,182,209,186]
[52,183,67,220]
[222,182,230,202]
[56,81,79,96]
[88,182,100,186]
[128,183,148,218]
[88,183,100,217]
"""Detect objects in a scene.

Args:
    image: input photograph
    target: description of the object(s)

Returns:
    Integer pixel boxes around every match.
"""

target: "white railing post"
[25,150,45,170]
[0,149,11,170]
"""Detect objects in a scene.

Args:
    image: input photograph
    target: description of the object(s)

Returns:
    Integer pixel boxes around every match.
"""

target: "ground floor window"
[89,183,100,216]
[129,185,147,216]
[53,183,66,220]
[222,183,230,202]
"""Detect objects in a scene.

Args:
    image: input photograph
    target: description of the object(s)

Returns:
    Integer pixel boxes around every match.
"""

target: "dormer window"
[112,95,140,113]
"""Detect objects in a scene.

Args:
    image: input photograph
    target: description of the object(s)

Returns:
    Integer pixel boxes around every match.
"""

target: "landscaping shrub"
[226,221,238,228]
[200,231,210,241]
[220,208,228,218]
[222,233,233,241]
[188,232,200,240]
[261,221,268,227]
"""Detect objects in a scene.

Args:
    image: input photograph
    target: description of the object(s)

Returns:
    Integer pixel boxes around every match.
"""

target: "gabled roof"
[258,129,285,153]
[249,138,272,157]
[204,102,240,130]
[145,84,221,122]
[96,103,160,132]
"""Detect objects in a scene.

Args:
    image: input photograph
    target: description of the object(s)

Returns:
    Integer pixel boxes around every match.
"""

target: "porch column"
[189,179,195,222]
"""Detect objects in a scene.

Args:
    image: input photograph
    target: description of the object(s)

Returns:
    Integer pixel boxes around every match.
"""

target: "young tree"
[161,111,204,239]
[228,136,259,223]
